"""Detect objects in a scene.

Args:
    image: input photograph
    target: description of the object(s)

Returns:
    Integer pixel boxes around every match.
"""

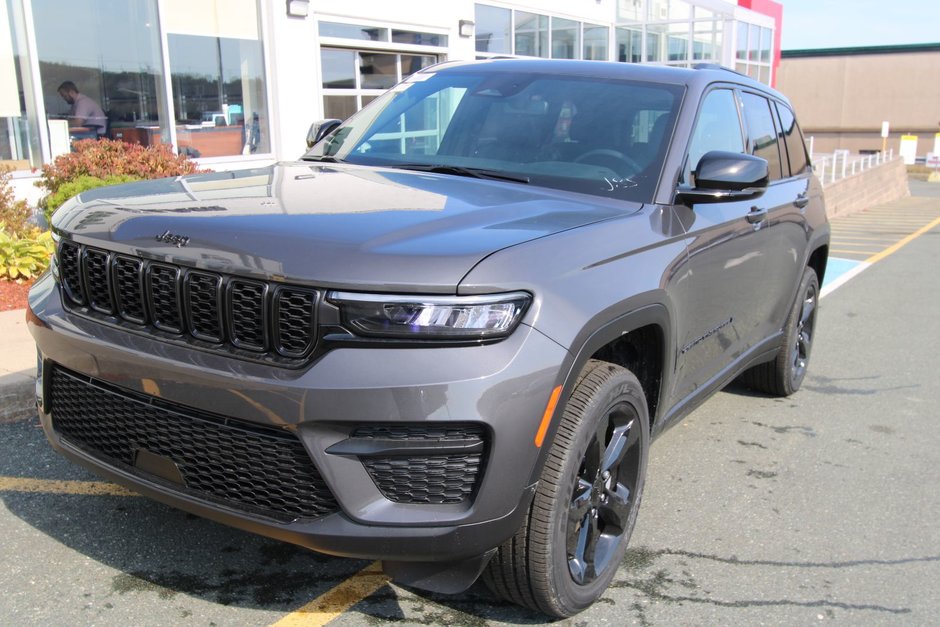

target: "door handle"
[746,206,767,224]
[794,193,809,209]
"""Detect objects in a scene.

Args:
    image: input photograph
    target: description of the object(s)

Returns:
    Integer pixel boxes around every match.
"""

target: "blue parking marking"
[820,256,870,298]
[824,257,862,287]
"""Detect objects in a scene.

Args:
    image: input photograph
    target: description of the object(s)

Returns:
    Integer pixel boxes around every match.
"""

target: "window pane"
[583,25,608,61]
[33,0,169,152]
[324,95,357,120]
[748,24,760,61]
[552,18,579,59]
[321,49,356,88]
[392,30,447,47]
[686,89,743,182]
[1,0,41,167]
[760,27,772,63]
[401,54,435,79]
[740,92,782,180]
[319,21,387,41]
[667,36,687,62]
[515,11,549,58]
[168,31,271,156]
[359,52,397,89]
[646,31,662,62]
[475,4,510,54]
[736,22,748,60]
[616,28,642,63]
[776,102,808,174]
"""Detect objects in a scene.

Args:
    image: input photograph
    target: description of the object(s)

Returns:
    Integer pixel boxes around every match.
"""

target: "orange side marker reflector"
[534,385,563,448]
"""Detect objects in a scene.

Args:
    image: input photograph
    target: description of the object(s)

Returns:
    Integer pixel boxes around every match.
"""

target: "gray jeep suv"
[28,59,828,617]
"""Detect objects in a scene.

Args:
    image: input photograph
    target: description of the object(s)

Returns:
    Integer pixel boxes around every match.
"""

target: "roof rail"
[692,63,750,79]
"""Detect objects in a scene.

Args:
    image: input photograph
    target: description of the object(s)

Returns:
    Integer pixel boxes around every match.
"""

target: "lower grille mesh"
[50,367,338,522]
[353,424,486,505]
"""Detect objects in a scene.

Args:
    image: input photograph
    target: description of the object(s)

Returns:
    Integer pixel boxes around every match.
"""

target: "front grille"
[57,241,318,364]
[50,367,339,522]
[354,424,486,505]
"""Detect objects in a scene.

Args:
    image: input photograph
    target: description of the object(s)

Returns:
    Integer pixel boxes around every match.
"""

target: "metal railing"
[810,147,897,187]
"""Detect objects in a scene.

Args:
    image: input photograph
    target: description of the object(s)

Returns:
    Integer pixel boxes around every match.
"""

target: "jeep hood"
[52,162,639,292]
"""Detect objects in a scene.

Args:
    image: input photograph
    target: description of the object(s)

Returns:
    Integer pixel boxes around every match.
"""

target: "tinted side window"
[685,89,744,183]
[740,92,783,181]
[776,103,809,175]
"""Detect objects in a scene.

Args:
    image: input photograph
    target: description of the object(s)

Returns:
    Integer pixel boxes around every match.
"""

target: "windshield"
[304,67,684,202]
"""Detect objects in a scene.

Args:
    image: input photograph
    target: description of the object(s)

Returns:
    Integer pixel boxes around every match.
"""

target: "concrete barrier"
[822,156,910,219]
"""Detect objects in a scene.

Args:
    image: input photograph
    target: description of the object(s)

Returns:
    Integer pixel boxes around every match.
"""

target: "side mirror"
[306,119,342,148]
[677,151,769,205]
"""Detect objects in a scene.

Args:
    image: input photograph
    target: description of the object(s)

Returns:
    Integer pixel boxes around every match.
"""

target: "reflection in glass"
[32,0,169,149]
[760,27,772,63]
[736,22,748,60]
[401,55,435,79]
[322,49,355,88]
[392,30,447,47]
[583,24,609,61]
[515,12,549,58]
[168,31,270,157]
[359,53,397,90]
[324,95,357,121]
[475,5,510,54]
[319,21,387,41]
[647,31,662,62]
[551,18,579,59]
[616,28,642,63]
[1,0,41,167]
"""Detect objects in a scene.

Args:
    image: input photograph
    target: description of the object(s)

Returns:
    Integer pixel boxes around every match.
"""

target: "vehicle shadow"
[0,417,551,622]
[0,417,370,612]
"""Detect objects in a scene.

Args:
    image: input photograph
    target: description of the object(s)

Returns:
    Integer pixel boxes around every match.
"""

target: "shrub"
[43,174,142,224]
[0,224,54,281]
[0,167,33,237]
[37,138,206,196]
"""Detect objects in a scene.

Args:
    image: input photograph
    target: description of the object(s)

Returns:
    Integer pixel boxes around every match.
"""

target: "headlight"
[327,291,531,341]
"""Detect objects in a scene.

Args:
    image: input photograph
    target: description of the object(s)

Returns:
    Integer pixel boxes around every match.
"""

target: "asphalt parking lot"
[2,186,939,626]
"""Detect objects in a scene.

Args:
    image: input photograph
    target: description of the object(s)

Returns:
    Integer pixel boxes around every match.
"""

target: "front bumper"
[27,272,567,562]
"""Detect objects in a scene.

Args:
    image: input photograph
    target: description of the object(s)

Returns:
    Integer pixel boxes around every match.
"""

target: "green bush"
[43,174,141,224]
[37,138,206,197]
[0,225,54,281]
[0,167,32,237]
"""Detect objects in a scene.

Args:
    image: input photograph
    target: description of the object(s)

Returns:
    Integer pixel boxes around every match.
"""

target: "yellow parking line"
[0,476,137,497]
[865,216,940,264]
[271,561,389,627]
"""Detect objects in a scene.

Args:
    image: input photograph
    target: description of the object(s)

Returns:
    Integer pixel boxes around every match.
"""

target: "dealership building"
[2,0,780,191]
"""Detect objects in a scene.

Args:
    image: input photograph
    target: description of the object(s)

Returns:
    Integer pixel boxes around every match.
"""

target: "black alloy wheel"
[567,401,643,585]
[483,359,650,617]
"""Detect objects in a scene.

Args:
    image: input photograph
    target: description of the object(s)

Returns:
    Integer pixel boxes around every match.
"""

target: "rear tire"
[741,266,819,396]
[483,359,650,617]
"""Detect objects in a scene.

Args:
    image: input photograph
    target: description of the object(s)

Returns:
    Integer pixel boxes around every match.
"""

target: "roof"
[782,42,940,58]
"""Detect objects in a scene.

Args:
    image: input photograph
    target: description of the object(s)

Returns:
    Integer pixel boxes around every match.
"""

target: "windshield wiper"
[301,155,344,163]
[392,164,530,184]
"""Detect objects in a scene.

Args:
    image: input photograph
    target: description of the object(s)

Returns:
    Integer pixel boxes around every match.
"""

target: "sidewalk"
[0,308,36,423]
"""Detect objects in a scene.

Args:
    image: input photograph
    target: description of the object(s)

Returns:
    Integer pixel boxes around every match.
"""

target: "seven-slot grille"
[58,241,317,363]
[50,367,339,522]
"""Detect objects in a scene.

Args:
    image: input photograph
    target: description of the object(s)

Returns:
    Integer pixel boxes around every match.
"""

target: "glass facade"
[0,0,779,172]
[33,0,168,143]
[2,0,271,169]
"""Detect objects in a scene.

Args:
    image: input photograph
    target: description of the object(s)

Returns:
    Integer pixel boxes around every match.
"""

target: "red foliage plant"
[38,139,208,195]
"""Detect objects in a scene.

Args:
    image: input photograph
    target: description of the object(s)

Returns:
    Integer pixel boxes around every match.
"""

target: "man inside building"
[56,81,107,137]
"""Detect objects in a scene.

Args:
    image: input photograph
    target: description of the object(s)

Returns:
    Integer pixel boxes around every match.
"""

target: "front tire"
[483,360,650,617]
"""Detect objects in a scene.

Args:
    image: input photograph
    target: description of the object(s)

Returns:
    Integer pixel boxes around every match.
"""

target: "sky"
[779,0,940,50]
